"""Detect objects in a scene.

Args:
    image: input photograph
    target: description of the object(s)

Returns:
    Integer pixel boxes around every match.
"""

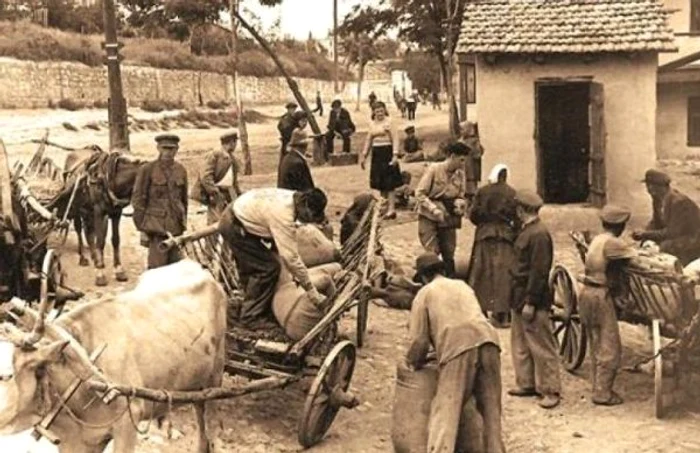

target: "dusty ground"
[1,104,699,453]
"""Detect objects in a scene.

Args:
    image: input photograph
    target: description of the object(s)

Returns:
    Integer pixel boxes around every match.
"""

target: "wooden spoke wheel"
[549,265,587,372]
[298,340,358,448]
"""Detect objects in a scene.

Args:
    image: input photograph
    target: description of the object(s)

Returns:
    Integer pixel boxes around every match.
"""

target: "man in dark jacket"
[277,102,298,159]
[190,130,242,224]
[325,100,356,157]
[278,129,315,192]
[508,190,562,409]
[132,134,188,269]
[632,169,700,265]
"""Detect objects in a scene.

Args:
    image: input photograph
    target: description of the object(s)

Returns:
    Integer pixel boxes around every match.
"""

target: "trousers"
[510,309,562,396]
[146,234,182,269]
[578,285,621,402]
[219,208,280,324]
[418,217,457,277]
[428,344,505,453]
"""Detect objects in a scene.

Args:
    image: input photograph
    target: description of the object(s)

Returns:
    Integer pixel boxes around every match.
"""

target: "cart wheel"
[549,265,587,372]
[41,249,64,306]
[356,296,369,348]
[298,340,358,448]
[652,319,665,419]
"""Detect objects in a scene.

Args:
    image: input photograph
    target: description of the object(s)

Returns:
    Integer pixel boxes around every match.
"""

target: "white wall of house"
[657,81,700,158]
[474,53,658,207]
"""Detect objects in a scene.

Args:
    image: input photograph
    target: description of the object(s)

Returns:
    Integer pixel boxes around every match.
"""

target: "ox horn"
[21,296,53,349]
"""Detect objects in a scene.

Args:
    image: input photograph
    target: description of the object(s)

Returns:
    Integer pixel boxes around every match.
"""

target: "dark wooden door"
[588,82,606,207]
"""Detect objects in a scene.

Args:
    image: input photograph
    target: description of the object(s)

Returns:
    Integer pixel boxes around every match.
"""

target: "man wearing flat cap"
[278,128,315,192]
[132,134,188,269]
[632,169,700,265]
[190,130,242,224]
[508,189,562,409]
[277,102,298,159]
[580,205,637,406]
[325,99,356,157]
[406,252,504,453]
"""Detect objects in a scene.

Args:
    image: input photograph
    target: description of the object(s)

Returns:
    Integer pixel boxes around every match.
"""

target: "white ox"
[0,259,227,453]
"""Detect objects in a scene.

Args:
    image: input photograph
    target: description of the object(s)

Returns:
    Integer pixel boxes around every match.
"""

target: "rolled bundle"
[297,223,341,268]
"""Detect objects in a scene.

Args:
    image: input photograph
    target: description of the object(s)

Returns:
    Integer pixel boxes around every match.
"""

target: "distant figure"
[460,121,485,205]
[431,91,441,110]
[325,100,356,157]
[277,102,298,161]
[369,91,378,110]
[406,90,418,121]
[402,125,424,163]
[312,90,324,117]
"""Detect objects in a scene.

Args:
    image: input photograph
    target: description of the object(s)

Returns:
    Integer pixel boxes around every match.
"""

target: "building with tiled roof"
[456,0,677,207]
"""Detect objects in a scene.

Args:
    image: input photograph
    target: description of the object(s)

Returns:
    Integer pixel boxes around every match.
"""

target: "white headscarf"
[488,164,509,184]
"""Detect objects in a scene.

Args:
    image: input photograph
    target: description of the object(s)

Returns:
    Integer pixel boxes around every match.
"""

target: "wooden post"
[102,0,130,151]
[230,0,253,175]
[333,0,339,94]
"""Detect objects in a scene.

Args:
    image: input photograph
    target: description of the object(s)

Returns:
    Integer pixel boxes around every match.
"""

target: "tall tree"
[337,5,397,112]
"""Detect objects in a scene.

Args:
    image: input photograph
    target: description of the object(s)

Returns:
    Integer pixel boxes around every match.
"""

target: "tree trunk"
[230,0,252,175]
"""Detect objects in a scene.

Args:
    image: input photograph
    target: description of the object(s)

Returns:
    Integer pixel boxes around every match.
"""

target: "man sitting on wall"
[632,169,700,265]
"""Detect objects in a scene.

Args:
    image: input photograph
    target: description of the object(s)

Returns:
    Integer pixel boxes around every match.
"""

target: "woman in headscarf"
[415,141,469,277]
[466,164,518,327]
[360,101,403,219]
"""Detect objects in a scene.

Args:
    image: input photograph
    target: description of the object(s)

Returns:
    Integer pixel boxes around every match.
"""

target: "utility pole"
[102,0,130,151]
[333,0,339,93]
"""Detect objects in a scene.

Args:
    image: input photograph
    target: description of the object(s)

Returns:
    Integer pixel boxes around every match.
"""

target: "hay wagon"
[0,137,82,313]
[153,196,385,447]
[549,230,700,418]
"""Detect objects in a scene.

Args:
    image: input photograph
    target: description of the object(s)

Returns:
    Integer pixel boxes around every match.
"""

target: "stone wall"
[0,57,396,109]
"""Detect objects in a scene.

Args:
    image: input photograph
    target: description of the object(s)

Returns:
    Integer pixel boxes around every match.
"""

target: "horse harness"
[86,152,136,210]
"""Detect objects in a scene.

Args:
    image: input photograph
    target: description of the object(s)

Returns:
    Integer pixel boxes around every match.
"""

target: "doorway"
[535,81,598,204]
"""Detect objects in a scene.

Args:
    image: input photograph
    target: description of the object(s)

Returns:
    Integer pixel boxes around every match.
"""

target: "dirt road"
[0,105,699,453]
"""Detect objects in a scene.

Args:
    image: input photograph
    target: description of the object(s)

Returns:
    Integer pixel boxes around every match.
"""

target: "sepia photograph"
[0,0,699,452]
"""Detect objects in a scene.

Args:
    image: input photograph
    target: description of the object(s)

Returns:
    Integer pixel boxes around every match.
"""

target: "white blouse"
[368,118,394,147]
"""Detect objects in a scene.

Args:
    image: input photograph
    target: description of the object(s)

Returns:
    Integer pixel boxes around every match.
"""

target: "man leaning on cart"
[218,187,328,330]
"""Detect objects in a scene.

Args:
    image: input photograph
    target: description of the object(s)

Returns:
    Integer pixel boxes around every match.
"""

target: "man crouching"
[406,252,505,453]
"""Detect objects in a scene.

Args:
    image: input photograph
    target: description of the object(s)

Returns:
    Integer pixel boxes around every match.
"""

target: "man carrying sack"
[190,130,242,225]
[218,187,328,330]
[406,252,504,453]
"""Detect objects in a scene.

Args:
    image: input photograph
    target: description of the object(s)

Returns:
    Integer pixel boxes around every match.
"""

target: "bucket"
[392,361,483,453]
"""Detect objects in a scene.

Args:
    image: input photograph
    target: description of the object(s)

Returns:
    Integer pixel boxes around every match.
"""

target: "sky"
[238,0,380,40]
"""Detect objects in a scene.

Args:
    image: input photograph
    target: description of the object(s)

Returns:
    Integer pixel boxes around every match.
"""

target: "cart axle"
[330,387,360,409]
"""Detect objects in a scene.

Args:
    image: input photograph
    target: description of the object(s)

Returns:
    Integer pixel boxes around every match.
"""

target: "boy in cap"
[278,128,315,192]
[580,205,637,405]
[277,102,298,159]
[132,134,188,269]
[191,130,242,224]
[632,169,700,265]
[508,189,562,409]
[402,125,424,163]
[406,252,504,453]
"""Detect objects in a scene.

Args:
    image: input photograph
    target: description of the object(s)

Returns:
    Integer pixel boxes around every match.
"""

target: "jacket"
[277,149,315,192]
[190,149,239,205]
[510,218,553,311]
[277,113,296,144]
[469,182,517,242]
[131,160,188,237]
[327,108,356,135]
[641,189,700,243]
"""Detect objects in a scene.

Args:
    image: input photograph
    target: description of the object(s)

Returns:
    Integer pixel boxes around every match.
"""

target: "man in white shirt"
[218,187,327,330]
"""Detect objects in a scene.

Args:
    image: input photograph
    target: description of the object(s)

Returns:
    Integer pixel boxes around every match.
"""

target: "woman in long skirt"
[466,164,517,327]
[360,101,403,219]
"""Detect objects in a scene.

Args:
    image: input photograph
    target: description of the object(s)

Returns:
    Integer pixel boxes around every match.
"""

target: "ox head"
[0,323,68,434]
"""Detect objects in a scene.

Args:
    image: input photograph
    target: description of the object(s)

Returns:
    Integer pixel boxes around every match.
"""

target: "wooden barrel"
[392,361,483,453]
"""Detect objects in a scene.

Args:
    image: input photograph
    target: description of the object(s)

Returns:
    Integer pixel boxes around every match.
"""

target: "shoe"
[538,394,561,409]
[508,387,538,397]
[593,392,623,406]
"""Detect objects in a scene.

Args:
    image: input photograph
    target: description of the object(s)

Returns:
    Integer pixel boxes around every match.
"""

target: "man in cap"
[132,134,188,269]
[406,252,504,453]
[325,99,356,157]
[218,187,328,329]
[580,205,637,406]
[508,189,562,409]
[278,128,315,192]
[190,130,242,224]
[632,169,700,265]
[402,125,424,163]
[277,102,298,159]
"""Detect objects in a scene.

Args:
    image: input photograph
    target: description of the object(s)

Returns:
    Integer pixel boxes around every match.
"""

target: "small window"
[687,97,700,146]
[692,0,700,33]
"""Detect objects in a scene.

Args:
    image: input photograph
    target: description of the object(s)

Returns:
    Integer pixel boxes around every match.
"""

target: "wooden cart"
[549,230,700,418]
[157,196,385,447]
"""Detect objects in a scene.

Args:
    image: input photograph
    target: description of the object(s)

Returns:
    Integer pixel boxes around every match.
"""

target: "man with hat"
[190,130,242,225]
[278,128,315,192]
[132,134,188,269]
[580,205,637,406]
[406,252,504,453]
[277,102,298,159]
[325,99,356,157]
[508,189,562,409]
[218,187,328,330]
[632,169,700,265]
[402,125,424,163]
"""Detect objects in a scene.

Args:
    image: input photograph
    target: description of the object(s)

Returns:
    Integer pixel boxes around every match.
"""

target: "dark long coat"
[277,150,315,192]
